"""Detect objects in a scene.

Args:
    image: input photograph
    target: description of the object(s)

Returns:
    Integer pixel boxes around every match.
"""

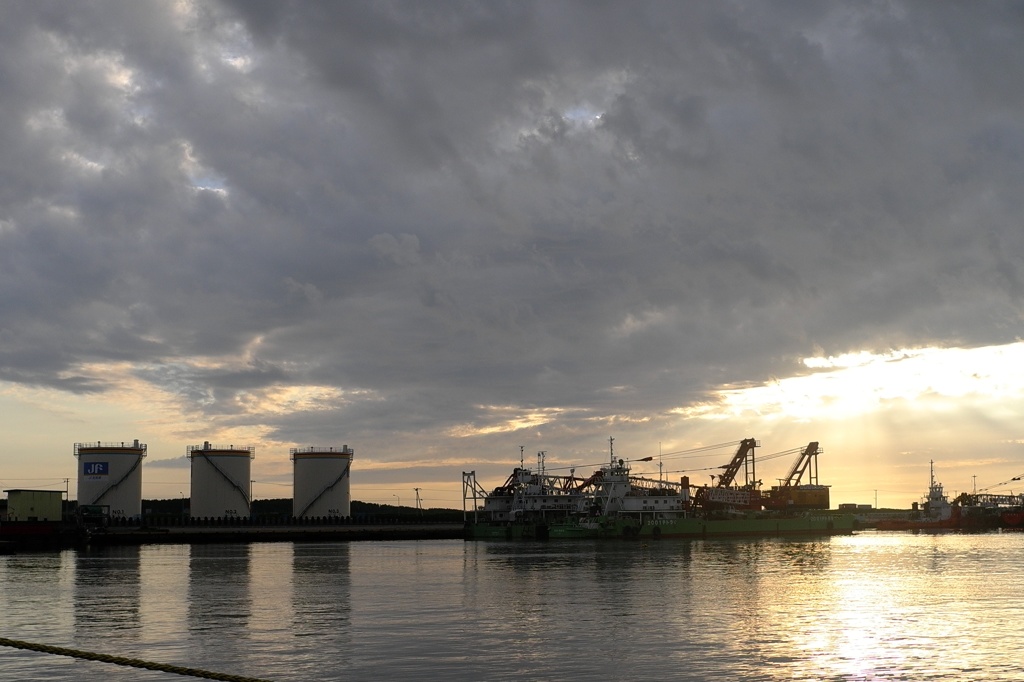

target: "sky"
[2,1,1023,511]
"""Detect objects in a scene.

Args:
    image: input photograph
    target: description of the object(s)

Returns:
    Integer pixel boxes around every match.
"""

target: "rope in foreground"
[0,637,274,682]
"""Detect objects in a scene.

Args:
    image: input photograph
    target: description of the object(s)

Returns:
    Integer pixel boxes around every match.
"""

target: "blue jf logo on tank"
[83,461,109,479]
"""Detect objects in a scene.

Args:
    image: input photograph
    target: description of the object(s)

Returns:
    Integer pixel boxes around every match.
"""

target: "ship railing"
[627,475,686,493]
[527,502,583,511]
[961,493,1024,508]
[698,487,758,508]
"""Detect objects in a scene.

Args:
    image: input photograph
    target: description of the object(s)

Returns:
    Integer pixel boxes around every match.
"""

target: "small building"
[5,489,64,522]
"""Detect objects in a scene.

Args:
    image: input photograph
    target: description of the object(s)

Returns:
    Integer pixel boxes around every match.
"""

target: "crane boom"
[781,442,821,487]
[694,438,762,510]
[762,441,830,510]
[716,438,758,488]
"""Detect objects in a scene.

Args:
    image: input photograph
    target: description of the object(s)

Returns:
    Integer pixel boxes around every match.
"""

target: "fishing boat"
[463,439,855,540]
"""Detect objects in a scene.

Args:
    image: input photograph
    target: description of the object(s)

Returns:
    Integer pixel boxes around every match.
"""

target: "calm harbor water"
[1,531,1022,681]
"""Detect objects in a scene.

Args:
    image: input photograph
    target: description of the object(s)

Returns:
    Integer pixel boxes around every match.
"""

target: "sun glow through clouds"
[685,343,1024,423]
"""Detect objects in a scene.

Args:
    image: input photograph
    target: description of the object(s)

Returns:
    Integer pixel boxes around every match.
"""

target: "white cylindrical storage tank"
[75,440,147,520]
[187,442,253,518]
[291,445,354,518]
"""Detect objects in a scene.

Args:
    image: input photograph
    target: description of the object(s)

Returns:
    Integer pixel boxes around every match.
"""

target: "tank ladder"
[194,453,250,509]
[295,460,352,518]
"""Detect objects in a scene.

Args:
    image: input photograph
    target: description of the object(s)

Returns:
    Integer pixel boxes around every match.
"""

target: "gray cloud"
[2,1,1022,467]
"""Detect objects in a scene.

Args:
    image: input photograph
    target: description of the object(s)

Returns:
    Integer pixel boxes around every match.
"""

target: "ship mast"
[659,442,664,483]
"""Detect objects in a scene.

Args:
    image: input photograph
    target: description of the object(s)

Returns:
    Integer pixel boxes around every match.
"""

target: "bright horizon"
[4,341,1023,511]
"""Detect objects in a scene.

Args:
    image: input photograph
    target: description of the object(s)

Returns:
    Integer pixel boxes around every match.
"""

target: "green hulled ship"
[544,512,855,540]
[463,439,856,541]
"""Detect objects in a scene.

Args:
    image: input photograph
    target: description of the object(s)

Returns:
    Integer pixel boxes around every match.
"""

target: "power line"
[977,472,1024,493]
[540,441,816,477]
[542,440,746,473]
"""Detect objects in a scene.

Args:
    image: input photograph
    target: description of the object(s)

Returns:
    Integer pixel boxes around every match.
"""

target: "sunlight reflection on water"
[0,532,1022,680]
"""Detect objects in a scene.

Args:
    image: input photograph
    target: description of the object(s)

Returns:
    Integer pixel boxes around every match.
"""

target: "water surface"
[1,532,1021,680]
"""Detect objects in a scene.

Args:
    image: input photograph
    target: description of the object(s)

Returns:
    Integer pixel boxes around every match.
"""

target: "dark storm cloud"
[1,1,1023,452]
